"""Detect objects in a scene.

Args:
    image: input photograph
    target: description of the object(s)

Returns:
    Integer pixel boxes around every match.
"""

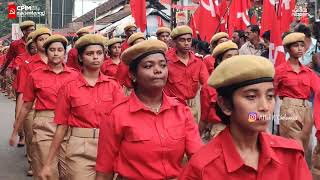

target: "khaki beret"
[210,32,229,45]
[43,34,68,49]
[32,28,52,41]
[124,23,137,31]
[156,27,171,36]
[74,34,105,49]
[170,25,193,39]
[76,27,90,36]
[283,32,305,46]
[20,20,35,30]
[127,32,145,45]
[212,41,238,58]
[121,39,168,65]
[208,55,274,89]
[26,39,33,48]
[106,38,123,47]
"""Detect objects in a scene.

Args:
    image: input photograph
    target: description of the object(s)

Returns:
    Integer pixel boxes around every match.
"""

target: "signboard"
[12,24,23,40]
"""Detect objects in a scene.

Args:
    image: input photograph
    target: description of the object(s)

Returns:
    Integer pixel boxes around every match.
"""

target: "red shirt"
[23,65,78,110]
[2,39,27,69]
[16,54,47,93]
[121,41,129,53]
[274,61,320,138]
[115,61,132,88]
[101,58,120,77]
[200,84,220,123]
[179,127,312,180]
[12,53,32,91]
[203,55,215,75]
[66,48,81,72]
[96,92,203,179]
[164,48,209,100]
[54,73,123,128]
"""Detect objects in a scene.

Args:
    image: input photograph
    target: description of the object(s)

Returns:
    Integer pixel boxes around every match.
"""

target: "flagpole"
[214,0,232,35]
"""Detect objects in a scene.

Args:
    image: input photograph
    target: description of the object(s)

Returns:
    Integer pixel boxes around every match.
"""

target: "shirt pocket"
[70,96,91,115]
[35,80,56,96]
[125,127,152,142]
[283,78,299,87]
[168,73,183,84]
[97,95,113,113]
[166,123,186,140]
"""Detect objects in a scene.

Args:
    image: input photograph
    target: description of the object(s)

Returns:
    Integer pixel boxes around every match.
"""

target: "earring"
[132,78,136,82]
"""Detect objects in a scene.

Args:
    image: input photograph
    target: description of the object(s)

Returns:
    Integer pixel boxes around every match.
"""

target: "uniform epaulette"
[105,96,130,115]
[267,134,304,153]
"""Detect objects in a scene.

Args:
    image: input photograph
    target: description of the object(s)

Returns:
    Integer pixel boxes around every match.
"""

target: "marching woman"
[95,40,202,180]
[180,55,312,180]
[274,32,320,178]
[101,38,123,77]
[9,34,78,179]
[199,41,239,140]
[116,32,146,96]
[39,34,123,180]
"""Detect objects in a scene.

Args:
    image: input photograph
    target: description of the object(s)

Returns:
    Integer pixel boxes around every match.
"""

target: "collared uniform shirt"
[16,54,47,93]
[12,53,32,91]
[239,41,262,56]
[101,58,120,77]
[203,55,215,75]
[66,48,81,72]
[164,48,209,100]
[115,61,132,88]
[200,84,220,123]
[54,73,123,128]
[2,39,27,69]
[274,61,320,138]
[179,127,312,180]
[96,92,203,179]
[121,41,129,53]
[23,64,78,110]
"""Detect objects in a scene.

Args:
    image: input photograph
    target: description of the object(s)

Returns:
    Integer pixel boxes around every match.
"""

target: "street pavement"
[0,94,32,180]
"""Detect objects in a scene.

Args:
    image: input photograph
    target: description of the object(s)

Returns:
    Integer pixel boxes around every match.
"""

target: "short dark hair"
[262,30,270,41]
[248,25,260,35]
[234,30,245,39]
[215,91,234,125]
[77,44,105,66]
[44,41,67,54]
[295,24,311,38]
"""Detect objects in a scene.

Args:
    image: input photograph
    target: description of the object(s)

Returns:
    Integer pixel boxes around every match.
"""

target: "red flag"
[189,14,198,39]
[261,0,276,35]
[191,0,220,42]
[270,15,286,67]
[218,0,228,32]
[130,0,147,32]
[228,0,251,36]
[279,0,295,33]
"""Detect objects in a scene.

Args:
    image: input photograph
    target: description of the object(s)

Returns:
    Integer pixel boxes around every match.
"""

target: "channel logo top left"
[8,2,17,19]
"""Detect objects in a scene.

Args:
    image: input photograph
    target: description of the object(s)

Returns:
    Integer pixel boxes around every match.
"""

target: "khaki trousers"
[24,109,35,164]
[31,110,67,180]
[66,128,98,180]
[279,97,313,151]
[186,93,201,124]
